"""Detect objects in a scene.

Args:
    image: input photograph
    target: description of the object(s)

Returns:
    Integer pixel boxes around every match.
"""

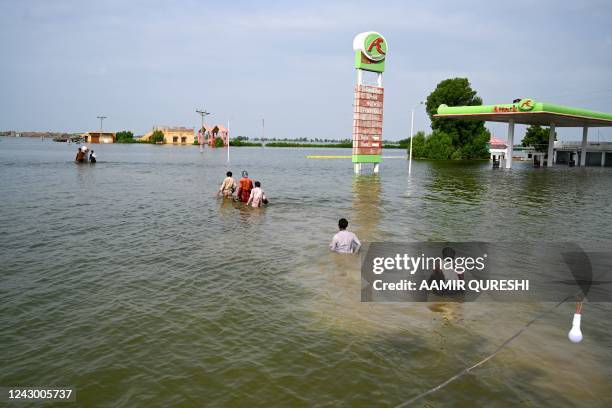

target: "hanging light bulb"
[568,298,583,343]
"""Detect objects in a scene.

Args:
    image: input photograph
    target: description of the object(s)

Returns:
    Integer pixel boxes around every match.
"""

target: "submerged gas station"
[435,99,612,168]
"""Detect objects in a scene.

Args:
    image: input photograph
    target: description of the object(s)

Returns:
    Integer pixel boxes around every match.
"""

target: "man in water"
[218,171,235,198]
[329,218,361,254]
[426,247,465,296]
[75,147,86,162]
[236,170,253,203]
[246,181,267,208]
[89,150,97,163]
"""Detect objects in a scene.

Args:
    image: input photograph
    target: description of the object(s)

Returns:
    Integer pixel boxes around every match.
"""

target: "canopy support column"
[505,119,514,169]
[580,127,588,167]
[547,123,555,167]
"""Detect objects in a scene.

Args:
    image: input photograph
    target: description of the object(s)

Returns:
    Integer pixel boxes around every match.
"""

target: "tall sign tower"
[352,31,387,174]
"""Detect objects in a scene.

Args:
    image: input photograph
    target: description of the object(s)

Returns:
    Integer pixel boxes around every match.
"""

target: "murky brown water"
[1,137,611,406]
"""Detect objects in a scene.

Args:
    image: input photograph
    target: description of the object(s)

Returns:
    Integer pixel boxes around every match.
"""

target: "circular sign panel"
[353,31,388,62]
[518,98,535,111]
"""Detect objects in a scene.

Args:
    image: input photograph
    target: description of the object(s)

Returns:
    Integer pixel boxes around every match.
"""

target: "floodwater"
[1,137,611,407]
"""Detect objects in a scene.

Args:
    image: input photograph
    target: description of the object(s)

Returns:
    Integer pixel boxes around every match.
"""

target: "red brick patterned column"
[352,85,384,162]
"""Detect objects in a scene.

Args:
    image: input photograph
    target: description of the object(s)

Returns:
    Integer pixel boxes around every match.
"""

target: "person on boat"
[89,150,97,163]
[246,181,267,208]
[329,218,361,254]
[75,146,86,162]
[236,170,253,203]
[218,171,236,198]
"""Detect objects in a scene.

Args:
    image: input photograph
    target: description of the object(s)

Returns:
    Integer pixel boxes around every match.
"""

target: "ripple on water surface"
[1,138,612,406]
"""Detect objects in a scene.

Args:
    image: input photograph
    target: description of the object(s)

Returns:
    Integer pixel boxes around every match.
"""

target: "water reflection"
[419,161,490,240]
[518,170,558,208]
[351,174,382,242]
[425,161,488,204]
[218,196,239,218]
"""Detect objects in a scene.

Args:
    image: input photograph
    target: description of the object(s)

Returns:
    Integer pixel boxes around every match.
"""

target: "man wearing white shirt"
[329,218,361,254]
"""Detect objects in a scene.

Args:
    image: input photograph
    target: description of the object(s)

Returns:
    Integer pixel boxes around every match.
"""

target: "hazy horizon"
[1,0,611,141]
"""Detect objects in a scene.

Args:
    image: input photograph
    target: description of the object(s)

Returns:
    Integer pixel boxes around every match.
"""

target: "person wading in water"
[236,170,253,203]
[217,171,236,198]
[246,181,267,208]
[75,147,86,163]
[329,218,361,254]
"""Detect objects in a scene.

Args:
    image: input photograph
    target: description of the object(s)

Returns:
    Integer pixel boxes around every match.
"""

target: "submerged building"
[83,132,116,143]
[141,126,195,144]
[437,99,612,168]
[489,138,612,167]
[553,141,612,166]
[197,124,229,147]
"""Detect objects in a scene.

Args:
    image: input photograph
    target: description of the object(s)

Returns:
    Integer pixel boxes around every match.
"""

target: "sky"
[1,0,612,141]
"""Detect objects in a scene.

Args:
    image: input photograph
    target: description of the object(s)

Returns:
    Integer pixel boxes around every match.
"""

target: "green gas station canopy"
[435,99,612,127]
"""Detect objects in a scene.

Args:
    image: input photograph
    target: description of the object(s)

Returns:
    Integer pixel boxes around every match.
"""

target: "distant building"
[197,124,229,147]
[488,137,507,162]
[83,132,116,143]
[489,137,612,167]
[554,141,612,167]
[141,126,195,144]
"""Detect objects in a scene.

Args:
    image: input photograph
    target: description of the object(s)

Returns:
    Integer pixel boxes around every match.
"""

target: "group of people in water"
[74,147,360,252]
[218,170,268,208]
[75,146,96,163]
[218,171,361,253]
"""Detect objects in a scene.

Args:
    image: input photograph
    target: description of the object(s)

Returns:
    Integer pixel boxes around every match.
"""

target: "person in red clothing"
[236,170,253,202]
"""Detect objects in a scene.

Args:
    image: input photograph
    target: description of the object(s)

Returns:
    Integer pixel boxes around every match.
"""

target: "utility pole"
[408,101,423,176]
[196,109,210,144]
[227,118,231,163]
[97,116,107,133]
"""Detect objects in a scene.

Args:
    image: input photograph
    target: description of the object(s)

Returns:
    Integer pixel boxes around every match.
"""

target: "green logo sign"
[364,33,387,61]
[353,31,388,73]
[518,98,535,111]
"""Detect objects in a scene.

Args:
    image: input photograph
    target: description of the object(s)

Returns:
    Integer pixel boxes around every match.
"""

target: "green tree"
[522,125,554,152]
[115,130,134,143]
[397,137,410,149]
[424,130,455,160]
[425,78,490,159]
[214,137,225,148]
[150,130,165,144]
[407,131,427,158]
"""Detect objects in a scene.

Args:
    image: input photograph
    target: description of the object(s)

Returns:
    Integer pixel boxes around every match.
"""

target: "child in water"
[246,181,267,208]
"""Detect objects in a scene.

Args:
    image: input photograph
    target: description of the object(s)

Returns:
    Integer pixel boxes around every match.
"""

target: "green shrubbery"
[229,140,262,147]
[265,141,352,148]
[521,125,555,152]
[115,130,134,143]
[150,130,165,144]
[407,78,490,160]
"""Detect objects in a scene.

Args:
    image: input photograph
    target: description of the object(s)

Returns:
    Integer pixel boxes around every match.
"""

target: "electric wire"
[395,295,575,407]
